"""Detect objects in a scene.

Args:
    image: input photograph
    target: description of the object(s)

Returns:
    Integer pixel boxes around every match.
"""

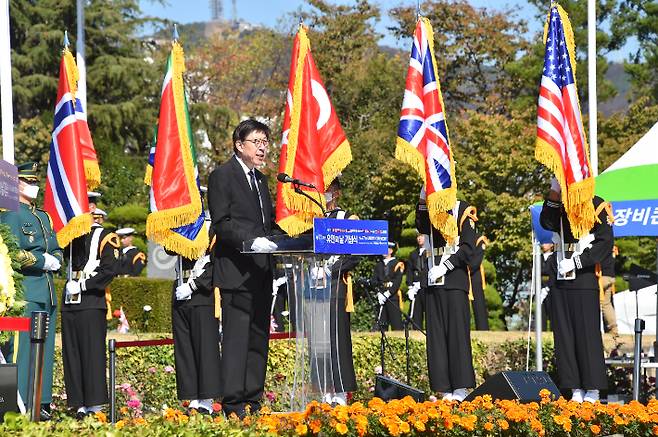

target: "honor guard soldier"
[407,232,428,329]
[470,233,490,330]
[87,191,101,213]
[62,209,121,418]
[323,178,360,405]
[373,242,404,331]
[416,192,477,402]
[92,208,107,225]
[170,228,221,414]
[0,162,62,420]
[540,179,611,403]
[116,228,146,277]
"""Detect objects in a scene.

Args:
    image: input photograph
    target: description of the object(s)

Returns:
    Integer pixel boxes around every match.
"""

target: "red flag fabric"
[275,25,351,236]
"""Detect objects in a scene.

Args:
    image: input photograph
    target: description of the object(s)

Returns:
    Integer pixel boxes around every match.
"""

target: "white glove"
[550,177,561,194]
[377,291,390,306]
[272,276,287,295]
[42,253,61,271]
[175,282,193,300]
[558,257,575,275]
[408,282,420,301]
[66,280,81,296]
[251,237,278,252]
[428,264,448,283]
[540,287,550,304]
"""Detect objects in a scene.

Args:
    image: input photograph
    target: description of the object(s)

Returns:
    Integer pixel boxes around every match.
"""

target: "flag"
[275,25,351,236]
[535,3,595,238]
[395,17,457,243]
[145,39,208,259]
[43,46,93,248]
[75,49,101,190]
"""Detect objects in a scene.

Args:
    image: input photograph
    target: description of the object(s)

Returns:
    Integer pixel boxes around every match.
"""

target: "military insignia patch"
[29,235,35,242]
[469,219,475,229]
[114,249,119,259]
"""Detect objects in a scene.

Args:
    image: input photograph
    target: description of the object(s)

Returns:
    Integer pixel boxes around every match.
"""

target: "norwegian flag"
[44,46,93,248]
[74,50,101,190]
[395,17,457,242]
[535,4,595,237]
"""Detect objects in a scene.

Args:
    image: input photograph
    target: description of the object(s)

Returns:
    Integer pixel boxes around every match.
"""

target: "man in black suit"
[208,119,279,418]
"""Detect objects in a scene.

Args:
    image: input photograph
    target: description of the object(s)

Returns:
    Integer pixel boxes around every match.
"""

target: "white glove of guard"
[408,282,421,301]
[558,257,576,275]
[272,276,287,295]
[66,280,81,296]
[550,177,561,194]
[42,253,61,271]
[377,291,390,306]
[175,282,193,301]
[251,237,278,252]
[428,264,448,283]
[540,286,550,304]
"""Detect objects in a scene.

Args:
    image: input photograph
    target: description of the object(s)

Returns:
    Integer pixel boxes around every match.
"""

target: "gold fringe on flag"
[321,140,352,190]
[143,163,153,186]
[84,160,101,191]
[62,48,78,107]
[56,213,93,248]
[536,3,596,239]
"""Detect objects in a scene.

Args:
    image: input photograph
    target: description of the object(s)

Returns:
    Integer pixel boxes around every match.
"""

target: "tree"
[8,0,166,211]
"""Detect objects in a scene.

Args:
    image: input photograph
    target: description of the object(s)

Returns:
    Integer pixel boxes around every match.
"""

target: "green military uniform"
[0,162,62,410]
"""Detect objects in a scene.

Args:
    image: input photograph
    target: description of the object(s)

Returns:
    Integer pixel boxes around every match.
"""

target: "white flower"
[143,305,152,312]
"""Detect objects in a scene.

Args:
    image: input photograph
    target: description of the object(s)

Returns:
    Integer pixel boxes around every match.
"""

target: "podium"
[243,218,387,411]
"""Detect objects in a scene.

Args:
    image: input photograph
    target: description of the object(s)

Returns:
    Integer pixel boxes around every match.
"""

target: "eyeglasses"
[242,138,270,148]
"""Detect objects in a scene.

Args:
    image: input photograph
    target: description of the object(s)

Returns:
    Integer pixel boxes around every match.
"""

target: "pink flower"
[120,383,131,390]
[127,399,142,409]
[148,367,157,373]
[164,365,174,373]
[428,395,438,402]
[374,365,382,375]
[265,391,276,402]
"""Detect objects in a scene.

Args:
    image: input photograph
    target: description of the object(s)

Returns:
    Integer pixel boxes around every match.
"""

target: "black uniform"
[61,223,119,408]
[469,235,489,330]
[372,257,404,331]
[326,209,360,393]
[416,200,477,393]
[119,246,146,276]
[406,246,427,329]
[171,240,221,401]
[540,196,611,391]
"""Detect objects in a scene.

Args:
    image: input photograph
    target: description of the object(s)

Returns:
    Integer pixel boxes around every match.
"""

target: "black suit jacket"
[208,155,277,291]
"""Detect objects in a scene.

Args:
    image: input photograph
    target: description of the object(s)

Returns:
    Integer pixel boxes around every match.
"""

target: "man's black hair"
[232,119,270,153]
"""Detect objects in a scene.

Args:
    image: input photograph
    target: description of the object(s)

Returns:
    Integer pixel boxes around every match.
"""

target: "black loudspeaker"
[0,364,18,422]
[374,375,425,402]
[464,371,560,403]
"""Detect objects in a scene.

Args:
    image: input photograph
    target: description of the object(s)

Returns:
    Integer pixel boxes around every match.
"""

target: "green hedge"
[54,278,173,332]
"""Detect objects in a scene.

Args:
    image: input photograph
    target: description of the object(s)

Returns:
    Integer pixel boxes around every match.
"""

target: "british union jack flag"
[396,17,457,241]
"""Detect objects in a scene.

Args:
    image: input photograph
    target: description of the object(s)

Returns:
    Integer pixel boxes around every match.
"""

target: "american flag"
[396,17,457,241]
[535,4,595,237]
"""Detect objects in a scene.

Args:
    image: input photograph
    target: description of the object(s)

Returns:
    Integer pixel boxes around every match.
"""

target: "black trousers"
[220,288,272,416]
[549,286,607,390]
[376,293,403,331]
[172,301,222,400]
[411,288,426,330]
[471,285,489,330]
[425,287,475,392]
[61,309,108,408]
[329,290,356,393]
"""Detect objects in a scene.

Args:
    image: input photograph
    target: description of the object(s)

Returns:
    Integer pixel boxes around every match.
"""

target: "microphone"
[277,173,316,189]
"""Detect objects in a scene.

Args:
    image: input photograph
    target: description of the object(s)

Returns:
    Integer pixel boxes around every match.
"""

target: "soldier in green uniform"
[0,162,62,420]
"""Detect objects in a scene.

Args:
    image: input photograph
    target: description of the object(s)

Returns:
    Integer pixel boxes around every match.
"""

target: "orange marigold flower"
[310,419,322,434]
[115,419,126,429]
[484,422,494,431]
[590,424,601,435]
[94,411,108,423]
[414,420,426,432]
[652,425,658,435]
[296,424,308,435]
[497,419,509,430]
[400,421,411,433]
[335,423,348,435]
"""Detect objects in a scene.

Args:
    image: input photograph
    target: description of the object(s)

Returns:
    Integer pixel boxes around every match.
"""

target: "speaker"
[0,364,18,422]
[464,371,560,403]
[374,375,425,402]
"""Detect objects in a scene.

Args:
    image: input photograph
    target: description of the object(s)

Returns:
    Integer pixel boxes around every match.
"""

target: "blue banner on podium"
[313,218,388,255]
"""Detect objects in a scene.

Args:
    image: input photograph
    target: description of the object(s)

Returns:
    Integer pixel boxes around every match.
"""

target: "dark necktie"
[248,170,264,224]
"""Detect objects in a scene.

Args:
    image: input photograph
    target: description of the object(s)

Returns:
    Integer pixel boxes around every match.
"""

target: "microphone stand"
[293,183,326,216]
[360,285,398,372]
[385,290,426,384]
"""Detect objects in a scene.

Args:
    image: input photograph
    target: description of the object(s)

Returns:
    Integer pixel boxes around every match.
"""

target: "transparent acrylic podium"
[243,233,344,411]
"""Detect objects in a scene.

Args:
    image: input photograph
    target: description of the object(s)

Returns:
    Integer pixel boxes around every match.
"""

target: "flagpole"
[588,0,598,175]
[76,0,86,111]
[0,0,14,163]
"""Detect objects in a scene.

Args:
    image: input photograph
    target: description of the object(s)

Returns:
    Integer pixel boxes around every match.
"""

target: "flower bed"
[2,392,658,436]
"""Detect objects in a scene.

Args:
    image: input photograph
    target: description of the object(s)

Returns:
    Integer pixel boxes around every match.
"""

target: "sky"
[139,0,634,61]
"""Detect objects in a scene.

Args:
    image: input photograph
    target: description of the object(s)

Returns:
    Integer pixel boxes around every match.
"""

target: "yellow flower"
[94,411,107,423]
[115,419,126,429]
[484,422,494,431]
[414,420,426,432]
[295,423,308,435]
[399,421,410,433]
[497,419,509,430]
[335,422,348,435]
[590,424,601,435]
